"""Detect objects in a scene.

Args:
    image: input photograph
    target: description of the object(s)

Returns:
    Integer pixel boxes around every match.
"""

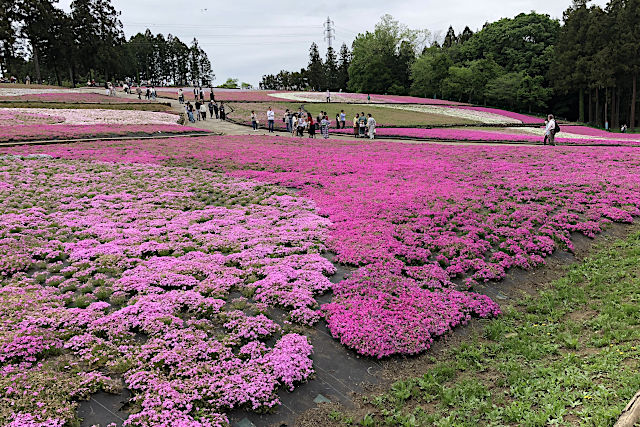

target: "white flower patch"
[0,108,179,125]
[385,105,522,124]
[0,88,87,97]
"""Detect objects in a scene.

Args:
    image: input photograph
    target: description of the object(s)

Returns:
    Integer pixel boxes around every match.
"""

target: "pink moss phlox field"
[331,127,640,146]
[0,93,152,103]
[8,136,640,360]
[0,124,206,142]
[455,106,544,124]
[0,157,331,425]
[561,125,640,139]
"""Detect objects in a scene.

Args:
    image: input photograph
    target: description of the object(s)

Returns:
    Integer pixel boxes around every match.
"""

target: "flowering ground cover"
[559,124,640,139]
[0,87,86,97]
[227,102,479,129]
[326,230,640,426]
[0,155,334,426]
[268,91,466,105]
[331,127,640,146]
[0,124,206,143]
[0,108,179,126]
[152,88,281,102]
[0,92,155,104]
[455,106,544,124]
[7,136,640,361]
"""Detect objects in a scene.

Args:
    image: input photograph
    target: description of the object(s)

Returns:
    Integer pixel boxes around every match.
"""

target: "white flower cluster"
[0,108,179,125]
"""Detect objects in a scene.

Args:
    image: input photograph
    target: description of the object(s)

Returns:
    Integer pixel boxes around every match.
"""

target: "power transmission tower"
[324,17,335,49]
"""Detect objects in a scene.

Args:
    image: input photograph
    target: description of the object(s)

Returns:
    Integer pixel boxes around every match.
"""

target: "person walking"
[151,86,157,100]
[367,94,371,103]
[193,87,198,100]
[321,115,330,139]
[209,87,215,102]
[194,100,202,121]
[340,110,346,129]
[136,86,142,100]
[326,90,331,103]
[213,102,219,119]
[208,100,214,118]
[251,111,258,131]
[219,103,226,120]
[267,107,275,133]
[178,88,184,104]
[367,114,376,139]
[284,109,291,133]
[335,113,340,129]
[308,114,316,138]
[291,113,298,137]
[544,114,557,146]
[200,103,207,121]
[186,102,196,123]
[199,87,204,101]
[353,113,360,138]
[297,114,306,137]
[359,112,367,138]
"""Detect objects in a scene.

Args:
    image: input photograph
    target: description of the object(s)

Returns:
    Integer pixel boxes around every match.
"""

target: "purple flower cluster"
[332,127,640,146]
[8,136,640,360]
[0,157,331,425]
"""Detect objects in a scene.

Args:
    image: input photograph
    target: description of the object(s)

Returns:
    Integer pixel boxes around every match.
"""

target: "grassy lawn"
[227,102,478,127]
[328,230,640,427]
[0,101,173,112]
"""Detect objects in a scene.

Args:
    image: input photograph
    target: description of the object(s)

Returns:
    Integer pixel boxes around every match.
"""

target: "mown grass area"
[227,101,478,127]
[0,101,173,112]
[328,230,640,427]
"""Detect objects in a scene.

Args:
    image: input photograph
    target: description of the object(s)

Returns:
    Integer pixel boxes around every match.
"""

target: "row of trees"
[261,0,638,127]
[259,43,351,91]
[0,0,213,86]
[552,0,639,129]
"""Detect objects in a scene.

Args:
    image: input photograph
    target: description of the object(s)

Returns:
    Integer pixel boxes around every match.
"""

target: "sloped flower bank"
[0,124,206,143]
[7,136,640,361]
[0,156,333,426]
[331,127,640,146]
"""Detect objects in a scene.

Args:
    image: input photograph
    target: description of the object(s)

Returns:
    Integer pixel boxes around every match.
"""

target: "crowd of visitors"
[247,107,376,140]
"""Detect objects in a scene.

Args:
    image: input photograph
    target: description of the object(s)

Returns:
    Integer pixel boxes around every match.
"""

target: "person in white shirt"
[367,114,376,139]
[326,90,331,103]
[297,115,306,137]
[544,114,557,146]
[199,104,207,121]
[251,111,258,131]
[267,107,275,133]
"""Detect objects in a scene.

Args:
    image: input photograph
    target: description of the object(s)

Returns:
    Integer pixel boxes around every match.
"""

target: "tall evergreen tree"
[337,43,351,91]
[325,46,339,91]
[307,42,324,91]
[442,26,457,48]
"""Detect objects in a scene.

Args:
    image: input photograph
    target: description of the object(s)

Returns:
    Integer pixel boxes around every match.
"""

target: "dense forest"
[0,0,213,86]
[261,0,639,127]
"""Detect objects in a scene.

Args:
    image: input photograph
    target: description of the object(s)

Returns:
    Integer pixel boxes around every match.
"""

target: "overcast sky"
[58,0,607,86]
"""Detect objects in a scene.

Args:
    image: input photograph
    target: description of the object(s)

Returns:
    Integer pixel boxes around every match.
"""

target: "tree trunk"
[579,88,585,123]
[605,88,609,129]
[596,88,601,127]
[68,64,76,88]
[31,40,42,84]
[612,88,618,131]
[589,89,593,124]
[631,73,637,130]
[54,66,61,87]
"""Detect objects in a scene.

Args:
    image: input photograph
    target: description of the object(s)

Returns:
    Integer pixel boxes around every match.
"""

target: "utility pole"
[324,17,335,49]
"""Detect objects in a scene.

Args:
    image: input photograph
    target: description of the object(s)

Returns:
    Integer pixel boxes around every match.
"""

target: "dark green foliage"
[0,0,212,87]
